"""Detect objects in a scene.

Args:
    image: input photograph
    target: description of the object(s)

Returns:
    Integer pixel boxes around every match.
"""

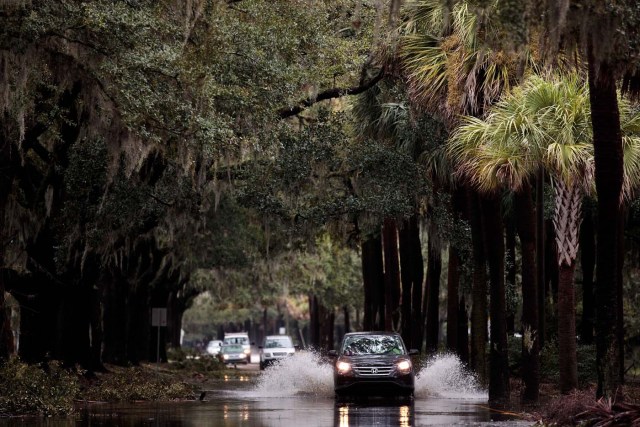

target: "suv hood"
[341,354,408,363]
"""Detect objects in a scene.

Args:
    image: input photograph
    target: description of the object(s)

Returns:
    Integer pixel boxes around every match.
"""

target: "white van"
[223,332,251,358]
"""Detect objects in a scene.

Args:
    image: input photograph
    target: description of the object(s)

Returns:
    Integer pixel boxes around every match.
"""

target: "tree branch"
[278,67,385,119]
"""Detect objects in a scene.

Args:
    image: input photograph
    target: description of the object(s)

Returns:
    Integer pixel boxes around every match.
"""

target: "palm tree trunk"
[617,208,625,383]
[425,237,442,354]
[458,296,469,364]
[383,218,401,331]
[0,129,18,360]
[361,237,384,330]
[411,218,424,351]
[481,195,510,404]
[469,189,488,382]
[447,247,460,352]
[448,187,466,353]
[515,183,539,402]
[588,53,623,400]
[579,201,596,345]
[553,179,582,394]
[558,262,579,392]
[399,215,423,349]
[505,220,516,335]
[399,219,413,346]
[536,169,546,348]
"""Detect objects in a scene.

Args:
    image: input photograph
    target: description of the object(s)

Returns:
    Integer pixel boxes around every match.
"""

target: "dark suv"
[329,332,418,398]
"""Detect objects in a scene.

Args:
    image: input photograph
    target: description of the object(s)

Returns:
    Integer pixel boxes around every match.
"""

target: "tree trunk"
[425,237,442,354]
[447,247,460,353]
[481,196,510,404]
[588,54,623,400]
[458,296,469,364]
[383,218,401,331]
[399,218,414,347]
[410,217,424,351]
[580,201,596,345]
[536,168,546,348]
[545,220,559,342]
[515,184,539,402]
[505,220,516,336]
[362,236,384,330]
[558,262,579,393]
[309,294,319,348]
[0,119,15,361]
[469,189,488,382]
[60,284,91,368]
[617,208,625,384]
[343,305,350,334]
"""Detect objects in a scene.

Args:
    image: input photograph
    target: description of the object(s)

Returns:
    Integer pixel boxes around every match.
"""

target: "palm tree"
[450,73,640,394]
[400,0,532,401]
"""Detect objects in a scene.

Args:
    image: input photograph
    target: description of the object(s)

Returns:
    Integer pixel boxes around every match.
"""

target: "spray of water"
[252,351,486,400]
[414,353,487,400]
[252,351,334,398]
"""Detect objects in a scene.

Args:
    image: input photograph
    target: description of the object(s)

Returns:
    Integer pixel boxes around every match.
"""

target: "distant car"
[223,332,252,358]
[329,332,418,399]
[259,335,296,370]
[218,344,248,365]
[206,340,223,356]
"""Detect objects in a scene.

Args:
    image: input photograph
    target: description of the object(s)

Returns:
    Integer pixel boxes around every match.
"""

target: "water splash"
[251,351,486,400]
[252,351,334,398]
[414,353,487,400]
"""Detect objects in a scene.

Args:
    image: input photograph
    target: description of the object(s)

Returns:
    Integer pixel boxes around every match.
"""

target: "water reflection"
[0,396,531,427]
[334,401,414,427]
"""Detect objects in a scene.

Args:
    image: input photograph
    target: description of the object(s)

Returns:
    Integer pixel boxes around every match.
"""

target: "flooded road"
[1,354,532,426]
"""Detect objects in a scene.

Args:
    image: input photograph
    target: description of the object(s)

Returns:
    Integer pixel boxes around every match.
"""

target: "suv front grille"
[353,364,394,376]
[272,352,287,356]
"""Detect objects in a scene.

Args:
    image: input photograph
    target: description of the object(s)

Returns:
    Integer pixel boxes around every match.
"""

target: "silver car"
[259,335,296,370]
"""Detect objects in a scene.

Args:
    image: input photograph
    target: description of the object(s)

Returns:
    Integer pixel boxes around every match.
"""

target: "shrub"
[540,340,597,385]
[82,366,195,402]
[0,358,79,416]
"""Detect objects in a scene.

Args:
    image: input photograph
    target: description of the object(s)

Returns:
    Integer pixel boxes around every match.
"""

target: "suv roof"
[343,331,401,337]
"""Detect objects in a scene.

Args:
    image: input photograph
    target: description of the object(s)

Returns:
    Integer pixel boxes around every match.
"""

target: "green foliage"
[0,359,79,416]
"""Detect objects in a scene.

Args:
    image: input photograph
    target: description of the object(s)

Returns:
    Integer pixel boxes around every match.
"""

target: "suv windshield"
[341,335,404,356]
[265,337,292,348]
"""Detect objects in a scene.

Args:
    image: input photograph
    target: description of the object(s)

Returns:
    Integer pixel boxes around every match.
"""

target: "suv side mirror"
[327,350,338,357]
[408,349,419,356]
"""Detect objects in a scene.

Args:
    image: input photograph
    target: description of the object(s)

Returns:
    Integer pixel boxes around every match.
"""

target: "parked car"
[329,332,419,399]
[218,344,248,366]
[206,340,223,356]
[223,332,251,358]
[259,335,296,370]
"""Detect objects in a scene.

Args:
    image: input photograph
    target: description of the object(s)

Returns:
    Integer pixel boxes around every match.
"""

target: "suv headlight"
[223,354,229,360]
[337,361,351,374]
[244,349,251,355]
[397,360,412,373]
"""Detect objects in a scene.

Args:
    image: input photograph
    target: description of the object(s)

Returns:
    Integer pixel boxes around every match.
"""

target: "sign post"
[151,308,167,368]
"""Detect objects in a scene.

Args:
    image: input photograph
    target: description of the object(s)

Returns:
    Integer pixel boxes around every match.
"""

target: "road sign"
[152,308,167,327]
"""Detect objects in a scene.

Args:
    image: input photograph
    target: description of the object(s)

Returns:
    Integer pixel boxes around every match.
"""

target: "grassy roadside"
[0,351,257,417]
